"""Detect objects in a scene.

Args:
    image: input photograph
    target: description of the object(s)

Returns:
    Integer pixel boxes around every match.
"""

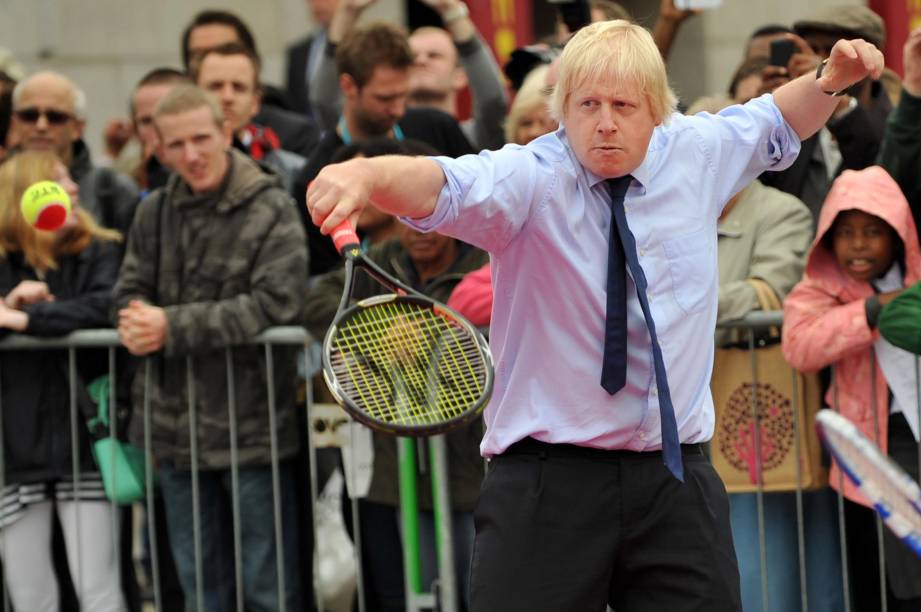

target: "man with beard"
[293,21,473,276]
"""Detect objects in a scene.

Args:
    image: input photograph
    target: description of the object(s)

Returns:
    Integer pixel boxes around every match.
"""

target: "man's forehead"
[199,54,257,82]
[410,30,453,53]
[133,84,174,116]
[157,107,217,136]
[365,65,410,88]
[16,77,75,111]
[571,75,644,99]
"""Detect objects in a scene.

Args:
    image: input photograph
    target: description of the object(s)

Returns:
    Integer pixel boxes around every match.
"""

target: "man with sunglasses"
[11,71,139,238]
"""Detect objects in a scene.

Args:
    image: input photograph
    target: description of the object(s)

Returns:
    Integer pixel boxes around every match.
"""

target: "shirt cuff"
[764,95,802,170]
[455,35,480,58]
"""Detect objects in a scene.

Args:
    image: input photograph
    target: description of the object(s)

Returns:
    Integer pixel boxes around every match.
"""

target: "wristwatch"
[815,59,848,97]
[441,2,469,23]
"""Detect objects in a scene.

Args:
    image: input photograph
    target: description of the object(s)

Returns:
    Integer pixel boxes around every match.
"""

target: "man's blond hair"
[550,20,677,124]
[153,84,223,128]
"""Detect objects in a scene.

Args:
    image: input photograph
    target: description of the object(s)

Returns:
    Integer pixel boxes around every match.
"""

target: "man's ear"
[69,118,86,143]
[340,73,359,99]
[452,66,468,93]
[252,85,263,119]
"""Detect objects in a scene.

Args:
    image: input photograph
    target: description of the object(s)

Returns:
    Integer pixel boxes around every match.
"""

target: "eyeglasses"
[14,108,74,125]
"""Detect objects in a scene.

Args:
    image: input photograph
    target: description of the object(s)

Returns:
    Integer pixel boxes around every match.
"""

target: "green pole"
[398,437,422,595]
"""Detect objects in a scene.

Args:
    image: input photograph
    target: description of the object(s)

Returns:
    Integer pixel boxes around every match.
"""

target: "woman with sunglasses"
[0,150,126,611]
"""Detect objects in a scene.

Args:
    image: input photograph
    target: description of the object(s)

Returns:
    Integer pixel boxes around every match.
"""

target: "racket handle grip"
[331,220,361,254]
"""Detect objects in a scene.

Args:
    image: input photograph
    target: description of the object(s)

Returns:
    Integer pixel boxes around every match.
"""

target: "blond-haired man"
[308,20,882,612]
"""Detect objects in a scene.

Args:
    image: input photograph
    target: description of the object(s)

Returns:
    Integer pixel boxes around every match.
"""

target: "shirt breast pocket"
[662,228,715,315]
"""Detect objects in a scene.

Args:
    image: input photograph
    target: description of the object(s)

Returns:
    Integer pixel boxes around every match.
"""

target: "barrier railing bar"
[747,328,770,612]
[226,347,245,612]
[187,357,205,612]
[0,326,312,350]
[68,347,84,598]
[264,344,288,612]
[143,360,163,612]
[790,369,809,612]
[304,347,325,612]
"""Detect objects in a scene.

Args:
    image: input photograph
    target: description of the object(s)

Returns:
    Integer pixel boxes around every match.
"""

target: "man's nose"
[597,106,617,132]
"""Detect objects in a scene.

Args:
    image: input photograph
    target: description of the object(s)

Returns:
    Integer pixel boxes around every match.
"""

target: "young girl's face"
[832,209,897,282]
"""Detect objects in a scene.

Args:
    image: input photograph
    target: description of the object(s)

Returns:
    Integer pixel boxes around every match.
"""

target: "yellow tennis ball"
[20,180,72,231]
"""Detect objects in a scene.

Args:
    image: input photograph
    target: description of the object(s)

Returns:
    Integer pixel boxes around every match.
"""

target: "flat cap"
[793,5,885,49]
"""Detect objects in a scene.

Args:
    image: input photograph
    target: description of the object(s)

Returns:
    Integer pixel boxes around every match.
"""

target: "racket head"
[322,292,494,437]
[816,409,921,556]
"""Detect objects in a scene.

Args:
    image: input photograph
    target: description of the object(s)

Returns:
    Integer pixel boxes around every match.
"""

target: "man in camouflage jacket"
[114,85,306,612]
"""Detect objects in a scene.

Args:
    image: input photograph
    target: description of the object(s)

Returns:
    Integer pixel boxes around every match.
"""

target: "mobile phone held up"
[674,0,723,9]
[770,39,795,68]
[546,0,591,34]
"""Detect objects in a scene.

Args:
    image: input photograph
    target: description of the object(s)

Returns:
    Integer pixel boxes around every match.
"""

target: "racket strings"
[329,301,487,427]
[826,427,921,537]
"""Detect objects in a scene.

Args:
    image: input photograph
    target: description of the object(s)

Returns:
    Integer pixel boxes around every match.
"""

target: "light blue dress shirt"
[403,94,801,457]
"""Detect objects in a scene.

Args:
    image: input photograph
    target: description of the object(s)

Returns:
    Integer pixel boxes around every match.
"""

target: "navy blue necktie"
[602,176,684,482]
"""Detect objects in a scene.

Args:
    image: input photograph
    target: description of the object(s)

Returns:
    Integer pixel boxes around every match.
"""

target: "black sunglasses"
[14,108,74,125]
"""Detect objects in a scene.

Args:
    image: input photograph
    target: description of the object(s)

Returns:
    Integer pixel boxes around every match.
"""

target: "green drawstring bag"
[86,376,147,504]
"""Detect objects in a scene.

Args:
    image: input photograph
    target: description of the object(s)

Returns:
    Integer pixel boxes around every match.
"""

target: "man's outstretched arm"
[307,155,445,235]
[773,38,883,140]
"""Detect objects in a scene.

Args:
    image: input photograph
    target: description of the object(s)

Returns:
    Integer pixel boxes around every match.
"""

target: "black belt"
[502,436,705,461]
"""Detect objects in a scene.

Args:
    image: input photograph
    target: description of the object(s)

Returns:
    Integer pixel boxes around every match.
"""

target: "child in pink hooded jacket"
[783,165,921,609]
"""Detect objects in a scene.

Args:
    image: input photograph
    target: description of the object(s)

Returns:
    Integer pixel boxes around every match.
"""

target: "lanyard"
[337,115,404,145]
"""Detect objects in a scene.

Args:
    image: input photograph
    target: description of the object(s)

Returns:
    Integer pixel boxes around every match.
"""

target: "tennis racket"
[321,220,494,437]
[815,409,921,557]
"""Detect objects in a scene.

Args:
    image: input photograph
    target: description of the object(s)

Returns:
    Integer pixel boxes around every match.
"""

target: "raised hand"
[658,0,700,23]
[903,27,921,97]
[817,39,884,95]
[103,118,133,159]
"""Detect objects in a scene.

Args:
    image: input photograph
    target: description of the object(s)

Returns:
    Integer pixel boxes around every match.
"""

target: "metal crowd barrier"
[0,314,918,612]
[0,326,464,612]
[717,310,921,612]
[0,327,313,612]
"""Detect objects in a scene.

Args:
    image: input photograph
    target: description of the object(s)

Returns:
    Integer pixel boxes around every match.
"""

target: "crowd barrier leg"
[143,359,164,611]
[226,348,245,612]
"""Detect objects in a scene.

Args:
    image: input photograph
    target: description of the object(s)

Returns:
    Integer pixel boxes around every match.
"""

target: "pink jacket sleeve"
[781,281,876,373]
[447,264,492,327]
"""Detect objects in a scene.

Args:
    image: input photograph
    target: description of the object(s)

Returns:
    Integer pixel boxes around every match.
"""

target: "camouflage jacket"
[114,150,308,469]
[305,237,488,511]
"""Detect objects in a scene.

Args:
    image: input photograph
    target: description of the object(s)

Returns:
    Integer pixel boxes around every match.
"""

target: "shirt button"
[651,388,658,397]
[639,248,646,256]
[638,432,648,441]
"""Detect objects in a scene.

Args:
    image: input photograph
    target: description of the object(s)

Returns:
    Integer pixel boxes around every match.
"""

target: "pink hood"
[804,166,921,297]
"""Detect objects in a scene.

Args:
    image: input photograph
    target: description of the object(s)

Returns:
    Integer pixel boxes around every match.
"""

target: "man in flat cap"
[757,4,891,220]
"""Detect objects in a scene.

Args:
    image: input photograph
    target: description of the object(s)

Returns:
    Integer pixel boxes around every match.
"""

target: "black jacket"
[285,34,318,118]
[70,140,140,239]
[253,105,321,159]
[0,241,121,484]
